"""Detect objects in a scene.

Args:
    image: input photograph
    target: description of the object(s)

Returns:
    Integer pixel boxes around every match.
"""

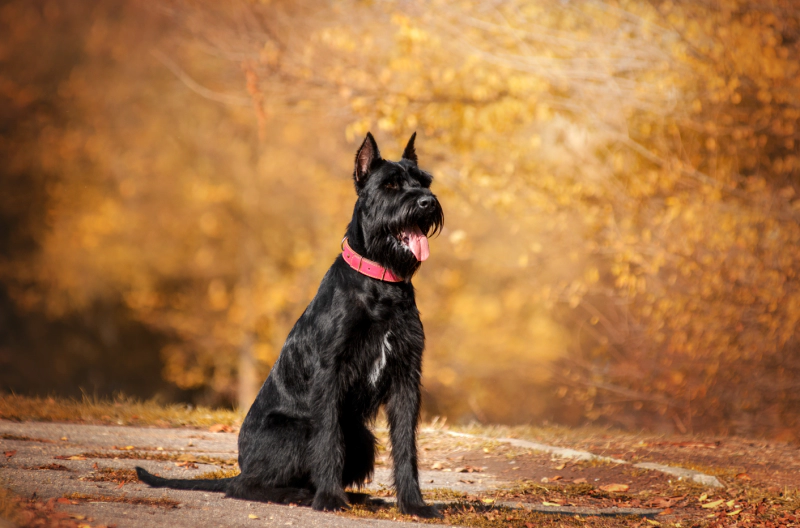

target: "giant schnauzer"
[136,132,444,518]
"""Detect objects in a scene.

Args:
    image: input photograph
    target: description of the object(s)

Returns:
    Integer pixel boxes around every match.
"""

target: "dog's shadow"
[272,491,425,514]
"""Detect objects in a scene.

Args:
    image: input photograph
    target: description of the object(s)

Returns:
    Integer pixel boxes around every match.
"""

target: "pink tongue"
[405,226,430,262]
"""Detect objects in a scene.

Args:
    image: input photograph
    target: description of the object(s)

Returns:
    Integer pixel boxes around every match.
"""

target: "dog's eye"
[385,182,399,190]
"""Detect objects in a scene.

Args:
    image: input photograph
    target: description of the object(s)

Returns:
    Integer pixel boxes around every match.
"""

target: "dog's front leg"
[387,381,442,519]
[309,368,349,512]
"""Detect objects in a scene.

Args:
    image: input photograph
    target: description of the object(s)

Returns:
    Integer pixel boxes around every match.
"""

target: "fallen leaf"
[600,484,630,492]
[54,455,87,461]
[209,424,235,433]
[702,499,724,509]
[658,508,674,515]
[430,461,444,470]
[725,499,735,507]
[69,514,86,520]
[735,473,751,480]
[650,498,674,508]
[676,441,718,448]
[57,498,71,504]
[727,509,742,516]
[646,520,661,526]
[36,463,69,471]
[554,463,566,470]
[4,450,16,458]
[248,514,259,519]
[549,475,563,481]
[572,478,588,484]
[542,501,561,507]
[481,498,494,504]
[698,493,708,502]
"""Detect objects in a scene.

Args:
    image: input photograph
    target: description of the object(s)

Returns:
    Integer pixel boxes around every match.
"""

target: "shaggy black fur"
[136,132,444,518]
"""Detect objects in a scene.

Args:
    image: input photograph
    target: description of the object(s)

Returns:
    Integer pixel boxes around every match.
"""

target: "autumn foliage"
[2,0,800,439]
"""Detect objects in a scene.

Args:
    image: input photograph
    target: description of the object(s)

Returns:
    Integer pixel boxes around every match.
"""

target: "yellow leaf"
[600,484,630,492]
[646,520,661,526]
[727,509,742,516]
[702,499,724,509]
[542,501,561,507]
[481,498,494,504]
[248,514,259,519]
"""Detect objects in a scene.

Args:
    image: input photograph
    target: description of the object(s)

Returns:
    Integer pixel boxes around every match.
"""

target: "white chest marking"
[369,332,392,386]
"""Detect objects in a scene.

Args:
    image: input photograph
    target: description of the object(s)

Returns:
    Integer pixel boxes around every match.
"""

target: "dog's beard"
[357,192,443,277]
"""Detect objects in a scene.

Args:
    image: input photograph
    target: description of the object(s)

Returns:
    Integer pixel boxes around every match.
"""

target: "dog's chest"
[368,331,392,387]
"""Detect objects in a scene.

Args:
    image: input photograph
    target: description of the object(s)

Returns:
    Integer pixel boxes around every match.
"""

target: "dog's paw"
[312,491,349,512]
[399,502,442,519]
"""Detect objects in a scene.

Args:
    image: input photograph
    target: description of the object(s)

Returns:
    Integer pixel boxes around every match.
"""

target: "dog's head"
[348,132,444,279]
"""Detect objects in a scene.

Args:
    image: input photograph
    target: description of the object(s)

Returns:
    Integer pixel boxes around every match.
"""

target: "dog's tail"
[135,466,233,492]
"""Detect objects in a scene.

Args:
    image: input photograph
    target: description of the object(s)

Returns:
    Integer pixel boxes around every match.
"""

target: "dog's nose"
[417,196,434,209]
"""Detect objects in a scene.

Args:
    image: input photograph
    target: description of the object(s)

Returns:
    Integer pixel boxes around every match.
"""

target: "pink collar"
[341,238,404,282]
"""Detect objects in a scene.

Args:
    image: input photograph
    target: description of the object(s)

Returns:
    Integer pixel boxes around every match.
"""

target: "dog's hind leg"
[239,411,311,488]
[235,411,315,503]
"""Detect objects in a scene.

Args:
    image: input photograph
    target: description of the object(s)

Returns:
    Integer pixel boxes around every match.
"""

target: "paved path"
[1,421,724,527]
[2,421,481,527]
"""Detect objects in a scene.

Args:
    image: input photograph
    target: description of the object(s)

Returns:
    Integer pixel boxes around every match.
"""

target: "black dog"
[136,132,444,518]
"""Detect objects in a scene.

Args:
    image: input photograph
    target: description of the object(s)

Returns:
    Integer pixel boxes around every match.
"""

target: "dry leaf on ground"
[599,483,630,492]
[209,424,235,433]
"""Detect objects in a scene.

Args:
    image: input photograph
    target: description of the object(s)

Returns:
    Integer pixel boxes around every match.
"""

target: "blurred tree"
[3,0,800,439]
[220,0,800,435]
[0,0,356,408]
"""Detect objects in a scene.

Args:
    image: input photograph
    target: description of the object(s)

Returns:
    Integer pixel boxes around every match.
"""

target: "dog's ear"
[401,132,418,165]
[354,132,382,185]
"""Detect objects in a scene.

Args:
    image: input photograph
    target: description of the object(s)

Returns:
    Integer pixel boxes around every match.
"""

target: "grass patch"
[193,468,241,480]
[0,433,55,443]
[80,467,140,484]
[423,488,469,502]
[24,463,70,471]
[79,450,238,467]
[65,492,180,508]
[344,501,657,527]
[0,393,243,429]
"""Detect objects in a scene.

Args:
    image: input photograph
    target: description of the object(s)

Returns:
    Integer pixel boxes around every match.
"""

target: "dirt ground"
[2,420,799,527]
